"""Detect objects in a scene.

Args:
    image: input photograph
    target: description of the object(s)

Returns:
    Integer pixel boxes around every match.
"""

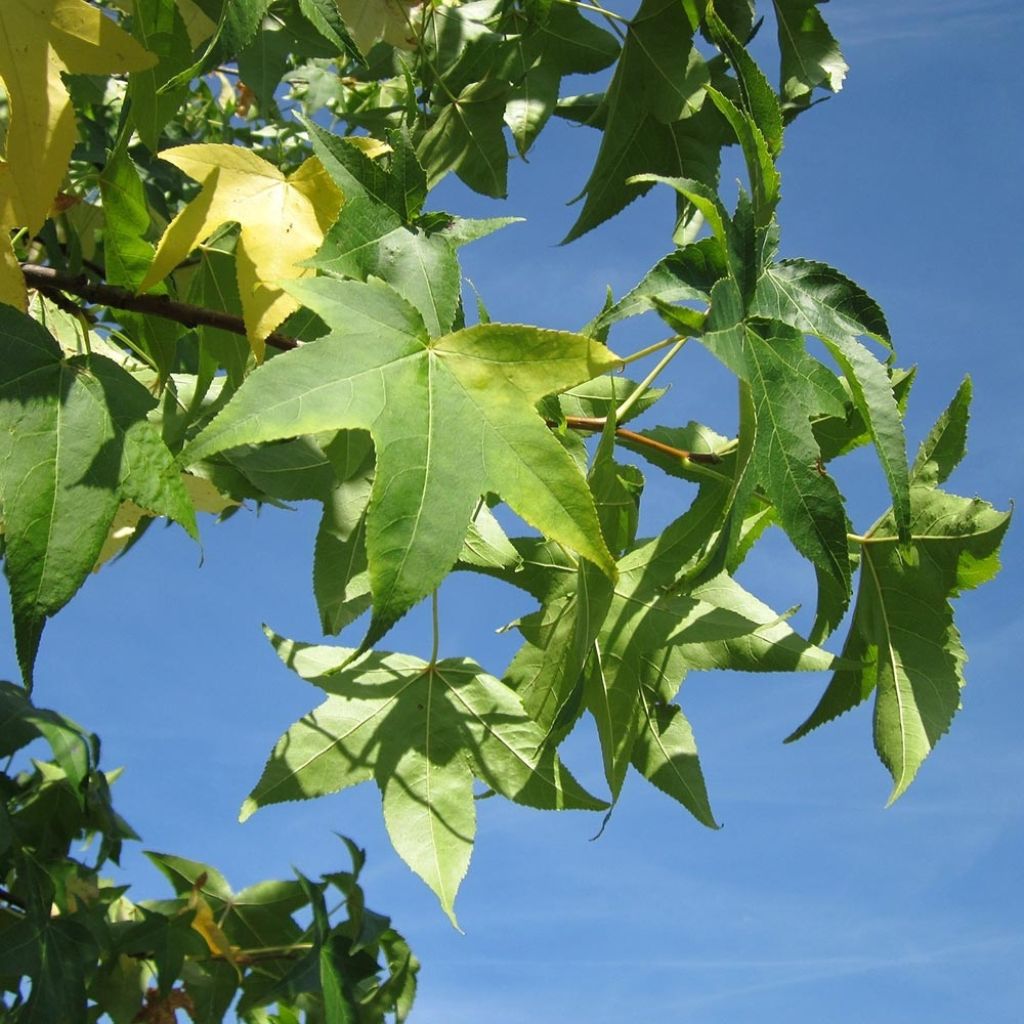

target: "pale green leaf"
[632,695,717,827]
[244,633,607,922]
[184,278,618,646]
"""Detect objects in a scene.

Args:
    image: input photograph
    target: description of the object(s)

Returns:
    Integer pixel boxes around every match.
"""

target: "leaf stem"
[429,589,440,666]
[564,416,721,465]
[615,336,688,421]
[619,334,681,367]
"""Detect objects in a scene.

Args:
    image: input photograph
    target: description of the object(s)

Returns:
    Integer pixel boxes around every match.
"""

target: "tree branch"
[20,264,720,466]
[20,264,299,352]
[564,416,721,464]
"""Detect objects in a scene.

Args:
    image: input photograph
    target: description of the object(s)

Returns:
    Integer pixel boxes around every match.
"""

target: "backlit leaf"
[243,632,607,924]
[0,0,156,232]
[184,278,618,646]
[139,145,343,355]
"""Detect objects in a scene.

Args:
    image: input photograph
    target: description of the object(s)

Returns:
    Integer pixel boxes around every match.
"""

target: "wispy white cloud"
[828,0,1024,45]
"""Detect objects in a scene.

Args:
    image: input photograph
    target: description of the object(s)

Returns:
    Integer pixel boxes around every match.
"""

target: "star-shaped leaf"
[184,277,618,646]
[139,145,343,355]
[243,631,607,925]
[565,0,734,242]
[0,0,156,232]
[786,380,1010,802]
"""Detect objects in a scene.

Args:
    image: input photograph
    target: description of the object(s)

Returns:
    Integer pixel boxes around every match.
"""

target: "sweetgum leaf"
[565,0,732,241]
[310,195,461,337]
[243,632,608,924]
[498,481,836,803]
[139,145,343,354]
[631,696,717,827]
[787,385,1010,802]
[184,278,618,648]
[418,80,510,198]
[0,0,156,232]
[126,0,195,150]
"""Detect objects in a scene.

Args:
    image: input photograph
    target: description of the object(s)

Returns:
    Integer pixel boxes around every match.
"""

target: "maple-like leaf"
[786,381,1010,802]
[243,631,607,924]
[565,0,734,242]
[0,0,156,233]
[139,145,343,355]
[184,277,619,646]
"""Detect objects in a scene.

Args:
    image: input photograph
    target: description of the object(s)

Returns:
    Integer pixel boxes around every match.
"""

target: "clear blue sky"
[3,2,1022,1021]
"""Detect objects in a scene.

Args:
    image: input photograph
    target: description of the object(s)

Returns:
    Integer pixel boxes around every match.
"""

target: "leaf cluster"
[0,1,1011,1018]
[0,682,417,1023]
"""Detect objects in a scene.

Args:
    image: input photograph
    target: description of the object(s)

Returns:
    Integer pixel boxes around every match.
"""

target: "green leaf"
[184,278,618,647]
[0,309,194,683]
[736,324,851,631]
[751,259,909,539]
[787,387,1009,800]
[706,2,783,156]
[1,917,98,1024]
[565,0,728,241]
[310,196,462,337]
[146,852,308,951]
[911,376,971,486]
[98,139,182,381]
[705,85,781,223]
[418,80,510,198]
[771,0,847,117]
[496,482,835,803]
[127,0,195,150]
[631,696,717,827]
[243,632,608,924]
[591,238,725,331]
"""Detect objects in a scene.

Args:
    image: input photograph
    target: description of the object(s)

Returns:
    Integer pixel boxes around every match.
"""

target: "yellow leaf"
[181,472,240,515]
[0,0,156,233]
[140,146,343,357]
[335,0,421,56]
[0,160,25,310]
[93,501,147,572]
[173,0,217,47]
[188,889,241,972]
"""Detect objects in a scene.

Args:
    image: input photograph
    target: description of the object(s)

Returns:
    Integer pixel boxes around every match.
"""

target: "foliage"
[0,0,1009,1019]
[0,681,417,1023]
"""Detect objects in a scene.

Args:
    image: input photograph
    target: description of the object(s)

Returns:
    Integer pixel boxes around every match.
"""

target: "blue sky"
[3,2,1023,1021]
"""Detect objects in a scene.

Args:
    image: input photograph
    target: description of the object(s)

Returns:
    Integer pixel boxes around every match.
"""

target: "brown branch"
[20,264,299,352]
[21,264,720,465]
[564,416,721,465]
